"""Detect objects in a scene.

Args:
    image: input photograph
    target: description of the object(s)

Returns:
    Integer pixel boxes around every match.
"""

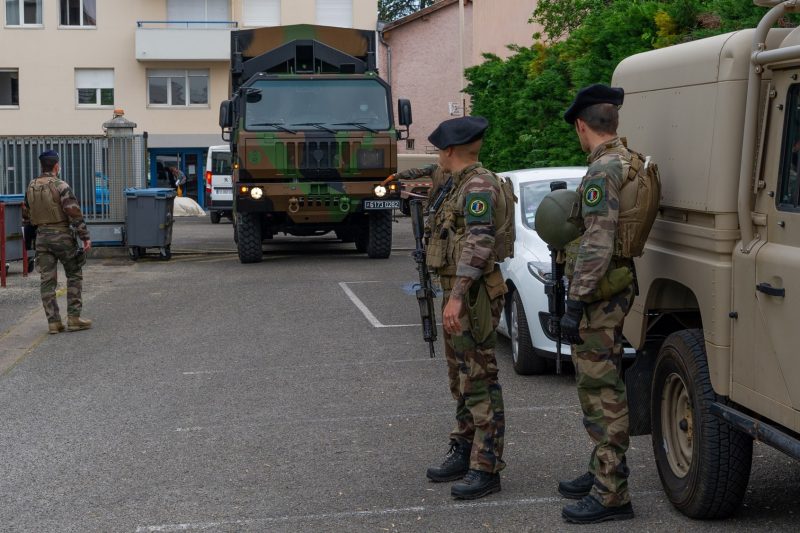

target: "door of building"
[149,148,206,208]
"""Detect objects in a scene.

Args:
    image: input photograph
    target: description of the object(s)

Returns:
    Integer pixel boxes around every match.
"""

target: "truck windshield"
[244,79,391,132]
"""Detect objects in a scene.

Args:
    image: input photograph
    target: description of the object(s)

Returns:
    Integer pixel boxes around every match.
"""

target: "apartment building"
[0,0,377,206]
[380,0,542,154]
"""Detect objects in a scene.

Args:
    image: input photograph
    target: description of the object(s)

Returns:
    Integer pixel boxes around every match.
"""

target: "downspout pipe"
[377,21,392,87]
[739,1,799,252]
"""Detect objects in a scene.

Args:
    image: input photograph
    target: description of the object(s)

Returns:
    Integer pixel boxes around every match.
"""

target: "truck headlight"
[250,187,263,200]
[374,185,387,198]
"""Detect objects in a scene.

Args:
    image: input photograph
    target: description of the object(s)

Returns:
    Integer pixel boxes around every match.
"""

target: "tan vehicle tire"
[509,291,548,375]
[651,329,753,519]
[237,213,263,264]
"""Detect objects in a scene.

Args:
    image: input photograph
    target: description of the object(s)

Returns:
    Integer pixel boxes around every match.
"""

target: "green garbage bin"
[124,188,175,261]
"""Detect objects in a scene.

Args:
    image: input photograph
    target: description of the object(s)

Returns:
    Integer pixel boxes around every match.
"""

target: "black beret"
[564,84,624,125]
[39,149,60,160]
[428,116,489,150]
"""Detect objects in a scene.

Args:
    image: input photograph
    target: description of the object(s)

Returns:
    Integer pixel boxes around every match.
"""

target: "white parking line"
[339,281,436,328]
[136,491,663,531]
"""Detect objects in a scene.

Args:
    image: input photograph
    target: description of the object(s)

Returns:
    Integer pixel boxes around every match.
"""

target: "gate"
[0,135,146,223]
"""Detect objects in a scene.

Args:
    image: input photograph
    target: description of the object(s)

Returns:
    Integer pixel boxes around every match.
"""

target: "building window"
[316,0,352,28]
[0,69,19,106]
[75,68,113,107]
[60,0,95,27]
[6,0,42,26]
[167,0,228,27]
[148,70,208,107]
[243,0,280,27]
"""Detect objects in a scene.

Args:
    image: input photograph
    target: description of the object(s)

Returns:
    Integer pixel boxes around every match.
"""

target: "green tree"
[379,0,437,23]
[465,0,796,172]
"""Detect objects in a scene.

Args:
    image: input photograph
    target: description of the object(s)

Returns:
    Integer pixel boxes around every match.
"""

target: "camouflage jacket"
[569,137,629,301]
[22,172,90,241]
[396,164,449,203]
[436,162,499,300]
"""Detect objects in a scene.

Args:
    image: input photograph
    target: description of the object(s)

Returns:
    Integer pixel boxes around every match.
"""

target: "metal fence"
[0,135,146,223]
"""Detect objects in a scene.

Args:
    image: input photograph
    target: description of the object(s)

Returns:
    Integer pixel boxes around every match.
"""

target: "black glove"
[560,299,585,345]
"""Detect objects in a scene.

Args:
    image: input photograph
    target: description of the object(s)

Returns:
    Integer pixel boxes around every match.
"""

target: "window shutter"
[316,0,352,28]
[76,69,113,89]
[243,0,280,27]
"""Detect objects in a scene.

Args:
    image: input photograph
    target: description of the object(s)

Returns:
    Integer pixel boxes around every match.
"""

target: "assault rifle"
[543,181,568,374]
[410,199,438,358]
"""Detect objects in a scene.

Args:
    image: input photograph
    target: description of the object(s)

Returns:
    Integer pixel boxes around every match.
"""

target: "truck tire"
[210,211,221,224]
[651,329,753,519]
[366,210,392,259]
[237,213,263,264]
[510,291,548,375]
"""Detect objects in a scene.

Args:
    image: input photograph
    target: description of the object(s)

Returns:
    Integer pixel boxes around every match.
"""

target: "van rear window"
[211,152,232,175]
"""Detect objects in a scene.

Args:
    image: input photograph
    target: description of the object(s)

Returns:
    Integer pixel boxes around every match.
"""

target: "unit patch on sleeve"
[581,177,607,216]
[465,192,492,224]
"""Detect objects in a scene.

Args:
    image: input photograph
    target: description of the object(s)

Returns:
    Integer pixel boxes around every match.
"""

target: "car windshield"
[520,177,582,230]
[244,79,391,132]
[210,151,231,175]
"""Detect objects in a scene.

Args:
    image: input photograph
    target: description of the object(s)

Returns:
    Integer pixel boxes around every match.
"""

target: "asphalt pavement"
[1,214,799,532]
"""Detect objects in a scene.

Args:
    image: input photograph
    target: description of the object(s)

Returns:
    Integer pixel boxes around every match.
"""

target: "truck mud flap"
[624,350,655,436]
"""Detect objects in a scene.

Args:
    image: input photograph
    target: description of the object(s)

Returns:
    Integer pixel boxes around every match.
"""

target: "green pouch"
[425,236,446,269]
[589,266,634,302]
[466,280,494,344]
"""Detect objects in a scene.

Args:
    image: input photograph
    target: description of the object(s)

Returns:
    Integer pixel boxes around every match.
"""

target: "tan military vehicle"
[612,0,800,520]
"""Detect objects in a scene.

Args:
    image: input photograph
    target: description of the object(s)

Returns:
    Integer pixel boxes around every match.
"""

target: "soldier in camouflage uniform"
[424,116,508,500]
[22,150,93,334]
[558,85,635,523]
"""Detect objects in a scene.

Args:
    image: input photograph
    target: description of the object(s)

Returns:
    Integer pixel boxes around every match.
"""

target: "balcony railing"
[136,20,238,29]
[135,21,236,61]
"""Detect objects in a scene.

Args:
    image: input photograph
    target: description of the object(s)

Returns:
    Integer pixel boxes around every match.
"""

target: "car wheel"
[651,329,753,518]
[510,291,548,375]
[210,211,221,224]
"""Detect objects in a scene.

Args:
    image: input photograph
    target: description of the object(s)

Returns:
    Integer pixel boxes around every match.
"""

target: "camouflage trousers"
[571,284,635,507]
[441,280,506,474]
[36,229,84,323]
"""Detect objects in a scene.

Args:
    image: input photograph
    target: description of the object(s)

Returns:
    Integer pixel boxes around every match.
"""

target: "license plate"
[363,199,400,210]
[214,187,232,193]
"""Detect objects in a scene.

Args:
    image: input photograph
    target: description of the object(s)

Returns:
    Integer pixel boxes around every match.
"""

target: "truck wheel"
[366,210,392,259]
[210,211,221,224]
[651,329,753,519]
[510,291,548,375]
[237,213,263,264]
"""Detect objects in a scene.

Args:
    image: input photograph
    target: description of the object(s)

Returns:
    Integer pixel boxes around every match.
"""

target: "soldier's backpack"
[492,173,518,261]
[617,144,662,258]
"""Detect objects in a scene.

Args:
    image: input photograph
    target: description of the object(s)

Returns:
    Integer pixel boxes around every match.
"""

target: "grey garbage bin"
[124,188,175,261]
[0,194,35,274]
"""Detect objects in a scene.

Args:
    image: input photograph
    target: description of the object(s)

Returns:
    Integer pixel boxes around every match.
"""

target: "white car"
[205,144,233,224]
[497,167,586,375]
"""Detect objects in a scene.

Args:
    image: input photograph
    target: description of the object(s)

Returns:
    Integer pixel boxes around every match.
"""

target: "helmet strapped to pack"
[535,188,582,250]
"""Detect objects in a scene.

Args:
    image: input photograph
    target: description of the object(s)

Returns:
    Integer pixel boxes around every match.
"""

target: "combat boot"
[562,495,634,524]
[48,321,65,334]
[450,469,501,500]
[558,471,595,499]
[426,441,470,482]
[66,316,92,332]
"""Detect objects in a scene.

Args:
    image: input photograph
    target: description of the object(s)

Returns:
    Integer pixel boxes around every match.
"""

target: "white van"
[205,144,233,223]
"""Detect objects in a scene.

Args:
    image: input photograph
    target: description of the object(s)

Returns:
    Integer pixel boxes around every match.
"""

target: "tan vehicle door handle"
[756,283,785,297]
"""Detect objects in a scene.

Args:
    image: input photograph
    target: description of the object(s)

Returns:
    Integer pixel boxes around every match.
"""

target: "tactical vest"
[616,140,662,258]
[426,165,516,275]
[26,176,68,227]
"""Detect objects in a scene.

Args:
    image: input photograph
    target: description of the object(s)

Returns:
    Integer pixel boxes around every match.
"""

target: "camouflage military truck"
[613,0,800,519]
[219,25,412,263]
